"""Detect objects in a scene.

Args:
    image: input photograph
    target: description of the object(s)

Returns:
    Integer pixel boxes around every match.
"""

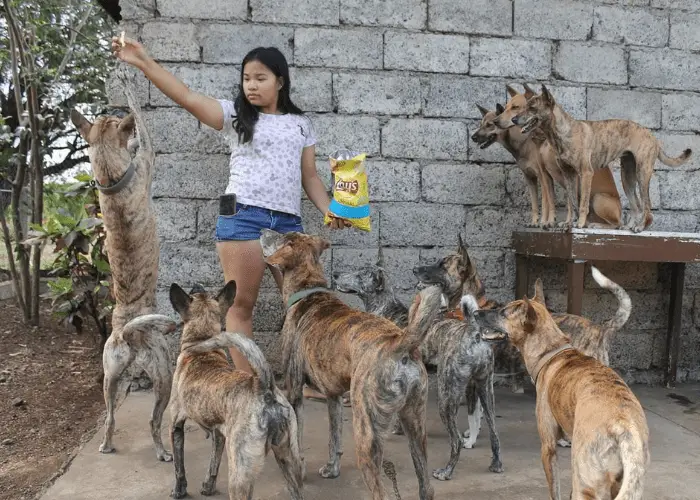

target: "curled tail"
[614,428,649,500]
[658,147,691,167]
[120,314,178,347]
[403,285,446,349]
[183,332,274,393]
[591,266,632,332]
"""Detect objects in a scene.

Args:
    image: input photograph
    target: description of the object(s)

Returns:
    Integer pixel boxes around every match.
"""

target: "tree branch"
[52,4,94,87]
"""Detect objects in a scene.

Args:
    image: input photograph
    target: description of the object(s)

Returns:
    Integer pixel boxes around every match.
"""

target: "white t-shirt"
[217,99,316,216]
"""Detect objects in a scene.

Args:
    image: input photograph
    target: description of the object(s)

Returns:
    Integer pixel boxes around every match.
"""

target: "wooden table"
[512,227,700,387]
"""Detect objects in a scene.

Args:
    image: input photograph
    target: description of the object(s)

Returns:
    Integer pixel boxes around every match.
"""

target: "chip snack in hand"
[324,149,371,232]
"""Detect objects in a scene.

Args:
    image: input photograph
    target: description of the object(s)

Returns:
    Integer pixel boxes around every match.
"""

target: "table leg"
[567,260,586,316]
[665,263,685,388]
[515,254,529,299]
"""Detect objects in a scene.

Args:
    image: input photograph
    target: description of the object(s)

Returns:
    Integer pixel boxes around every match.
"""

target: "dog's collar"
[530,343,576,386]
[95,160,136,194]
[286,287,329,309]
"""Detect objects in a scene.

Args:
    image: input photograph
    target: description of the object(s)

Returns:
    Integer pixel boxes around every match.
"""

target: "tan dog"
[504,84,691,232]
[168,281,304,499]
[71,69,176,461]
[260,229,436,500]
[489,85,623,229]
[473,292,650,500]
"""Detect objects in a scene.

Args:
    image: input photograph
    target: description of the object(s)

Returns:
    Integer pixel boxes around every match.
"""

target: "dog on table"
[499,83,691,232]
[168,281,303,500]
[474,85,623,229]
[260,229,436,500]
[473,291,649,500]
[71,68,177,461]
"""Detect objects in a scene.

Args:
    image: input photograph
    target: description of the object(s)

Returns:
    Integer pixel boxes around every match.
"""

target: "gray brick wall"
[112,0,700,384]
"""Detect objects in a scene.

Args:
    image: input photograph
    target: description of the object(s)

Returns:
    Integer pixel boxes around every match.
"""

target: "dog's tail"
[120,314,178,347]
[591,266,632,333]
[614,427,649,500]
[403,285,446,349]
[657,146,692,167]
[183,332,274,393]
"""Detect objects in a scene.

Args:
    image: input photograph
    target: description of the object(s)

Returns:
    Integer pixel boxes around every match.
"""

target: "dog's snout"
[190,283,206,294]
[470,133,478,141]
[511,117,519,125]
[332,272,340,280]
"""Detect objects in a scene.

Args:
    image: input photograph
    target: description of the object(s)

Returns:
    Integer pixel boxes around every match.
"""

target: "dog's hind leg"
[99,338,132,454]
[433,367,464,481]
[352,407,389,500]
[270,405,304,500]
[634,155,655,232]
[462,382,482,449]
[524,173,540,227]
[620,153,642,231]
[200,429,225,496]
[537,402,562,500]
[397,384,434,500]
[319,395,344,478]
[144,354,173,462]
[478,374,503,473]
[226,432,265,500]
[170,415,188,499]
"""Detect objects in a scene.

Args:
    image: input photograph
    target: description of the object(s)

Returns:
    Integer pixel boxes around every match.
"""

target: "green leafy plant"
[25,172,112,348]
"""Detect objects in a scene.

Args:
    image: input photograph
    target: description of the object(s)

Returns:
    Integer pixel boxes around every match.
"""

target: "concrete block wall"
[112,0,700,383]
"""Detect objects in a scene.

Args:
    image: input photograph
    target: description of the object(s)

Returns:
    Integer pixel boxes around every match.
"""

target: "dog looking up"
[260,228,436,500]
[473,293,649,500]
[70,68,176,461]
[168,281,303,499]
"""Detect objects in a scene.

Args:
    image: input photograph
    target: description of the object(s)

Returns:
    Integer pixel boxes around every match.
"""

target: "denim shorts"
[215,203,304,242]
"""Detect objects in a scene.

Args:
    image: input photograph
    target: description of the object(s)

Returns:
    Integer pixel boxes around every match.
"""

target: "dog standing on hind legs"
[168,281,303,500]
[473,292,649,500]
[71,67,176,461]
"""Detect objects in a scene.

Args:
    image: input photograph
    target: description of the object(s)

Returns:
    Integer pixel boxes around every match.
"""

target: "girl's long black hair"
[233,47,304,144]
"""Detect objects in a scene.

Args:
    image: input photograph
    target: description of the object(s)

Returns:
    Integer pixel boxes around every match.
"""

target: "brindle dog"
[168,281,303,500]
[333,248,409,328]
[71,68,176,461]
[260,229,436,500]
[417,290,504,480]
[503,84,692,232]
[473,293,649,500]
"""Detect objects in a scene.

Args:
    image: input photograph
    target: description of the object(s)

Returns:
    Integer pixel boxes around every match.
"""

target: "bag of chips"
[324,149,371,232]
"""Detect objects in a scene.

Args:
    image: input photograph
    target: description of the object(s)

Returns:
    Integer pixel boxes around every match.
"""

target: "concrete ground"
[42,383,700,500]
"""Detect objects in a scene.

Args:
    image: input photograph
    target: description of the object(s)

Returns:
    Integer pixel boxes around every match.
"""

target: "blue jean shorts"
[215,203,304,242]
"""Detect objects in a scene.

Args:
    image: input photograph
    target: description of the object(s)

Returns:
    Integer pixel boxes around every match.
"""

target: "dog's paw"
[157,449,173,462]
[200,480,217,496]
[319,463,340,479]
[489,460,504,473]
[460,437,475,449]
[170,483,188,499]
[432,467,453,481]
[557,438,572,448]
[99,443,115,454]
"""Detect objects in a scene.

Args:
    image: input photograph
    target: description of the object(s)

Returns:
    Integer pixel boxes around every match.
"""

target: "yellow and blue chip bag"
[324,149,371,232]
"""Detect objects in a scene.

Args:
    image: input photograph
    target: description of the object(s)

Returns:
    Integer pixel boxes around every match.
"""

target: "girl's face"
[242,60,282,112]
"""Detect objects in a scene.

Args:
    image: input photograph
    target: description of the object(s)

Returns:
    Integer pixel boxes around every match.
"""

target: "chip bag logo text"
[334,179,359,194]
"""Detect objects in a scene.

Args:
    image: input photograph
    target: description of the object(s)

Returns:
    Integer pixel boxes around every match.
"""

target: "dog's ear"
[376,246,385,267]
[216,280,237,316]
[522,296,538,332]
[118,113,136,137]
[169,283,192,320]
[506,85,519,97]
[476,104,490,117]
[71,109,93,142]
[541,85,554,107]
[458,233,472,266]
[265,244,294,268]
[523,83,536,99]
[533,278,546,305]
[311,235,331,259]
[495,103,505,115]
[372,268,386,292]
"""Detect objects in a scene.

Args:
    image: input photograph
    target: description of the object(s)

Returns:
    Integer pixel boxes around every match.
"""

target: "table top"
[512,227,700,263]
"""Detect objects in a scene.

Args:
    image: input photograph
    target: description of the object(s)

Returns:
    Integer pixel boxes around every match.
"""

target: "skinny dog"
[71,68,176,460]
[473,293,650,500]
[260,229,436,500]
[474,85,623,229]
[418,290,504,480]
[501,84,691,232]
[168,281,303,500]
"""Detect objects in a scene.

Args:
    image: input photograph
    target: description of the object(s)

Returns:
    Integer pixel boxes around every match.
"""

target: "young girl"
[111,37,349,401]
